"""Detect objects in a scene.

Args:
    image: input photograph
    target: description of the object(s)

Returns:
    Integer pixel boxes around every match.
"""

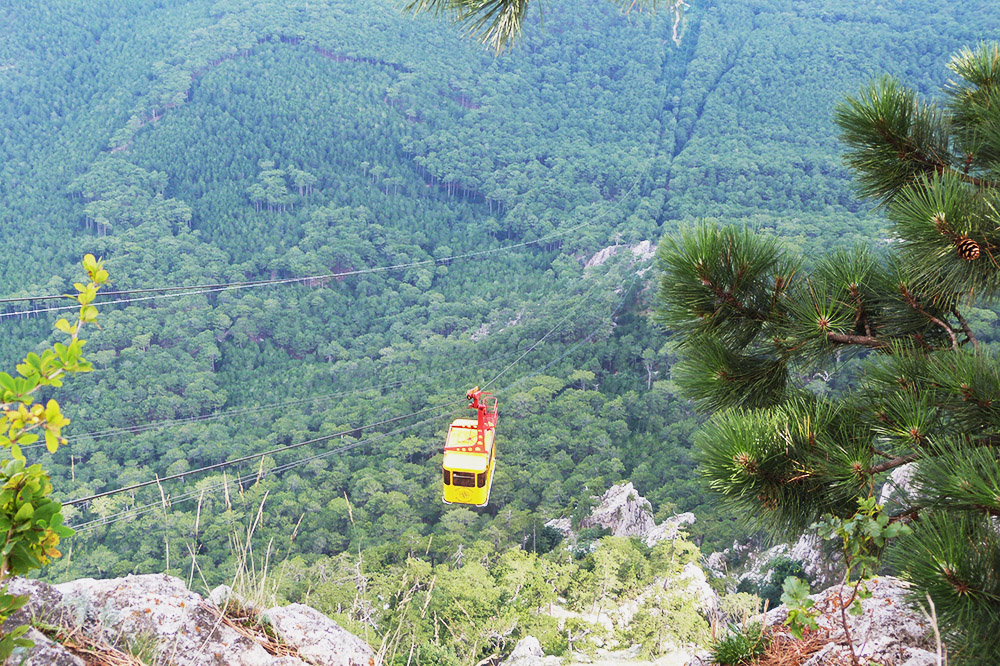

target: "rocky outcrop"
[765,576,937,666]
[7,628,85,666]
[578,482,696,548]
[3,574,374,666]
[878,462,917,511]
[500,636,562,666]
[584,241,656,270]
[581,482,656,537]
[262,604,375,666]
[711,531,842,591]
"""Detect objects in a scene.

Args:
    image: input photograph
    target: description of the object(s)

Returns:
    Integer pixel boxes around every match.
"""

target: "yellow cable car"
[442,387,498,507]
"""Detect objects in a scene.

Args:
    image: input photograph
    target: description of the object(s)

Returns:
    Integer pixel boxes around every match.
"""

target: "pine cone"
[956,237,980,261]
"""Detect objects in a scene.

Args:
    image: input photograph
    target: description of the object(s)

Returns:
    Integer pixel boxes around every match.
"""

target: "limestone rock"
[730,532,841,591]
[765,576,934,665]
[263,603,375,666]
[582,482,657,538]
[551,483,696,551]
[899,649,940,666]
[499,636,561,666]
[630,240,656,263]
[787,532,842,589]
[209,584,237,608]
[5,628,86,666]
[677,563,718,615]
[2,574,376,666]
[545,517,573,538]
[878,462,917,511]
[55,573,280,666]
[644,512,696,548]
[702,551,729,579]
[584,241,656,271]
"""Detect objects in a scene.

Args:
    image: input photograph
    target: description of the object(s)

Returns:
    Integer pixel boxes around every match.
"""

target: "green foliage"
[890,513,1000,665]
[627,588,710,657]
[0,256,107,659]
[656,42,1000,664]
[274,533,707,662]
[708,621,769,666]
[779,576,817,640]
[751,556,807,609]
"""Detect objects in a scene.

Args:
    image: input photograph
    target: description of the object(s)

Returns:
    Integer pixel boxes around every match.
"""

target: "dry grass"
[200,601,301,660]
[756,627,829,666]
[37,625,152,666]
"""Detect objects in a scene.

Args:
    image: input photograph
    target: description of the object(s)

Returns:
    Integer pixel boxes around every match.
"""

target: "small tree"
[655,43,1000,664]
[0,255,108,658]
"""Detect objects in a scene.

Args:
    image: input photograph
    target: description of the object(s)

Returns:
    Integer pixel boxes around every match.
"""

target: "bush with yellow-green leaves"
[0,255,108,659]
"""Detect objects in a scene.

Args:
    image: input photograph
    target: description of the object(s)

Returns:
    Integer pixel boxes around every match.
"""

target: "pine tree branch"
[849,286,871,337]
[951,306,978,349]
[826,332,889,349]
[888,506,921,523]
[869,452,921,475]
[900,286,957,350]
[698,272,768,321]
[873,120,997,189]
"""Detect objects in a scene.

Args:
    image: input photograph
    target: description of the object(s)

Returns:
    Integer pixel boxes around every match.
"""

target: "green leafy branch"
[0,254,108,661]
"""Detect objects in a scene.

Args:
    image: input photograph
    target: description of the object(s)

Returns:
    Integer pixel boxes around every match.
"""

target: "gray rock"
[54,574,298,666]
[899,648,940,666]
[677,562,718,615]
[581,482,657,538]
[4,628,86,666]
[545,518,573,538]
[732,531,841,591]
[878,463,917,511]
[644,512,696,547]
[767,576,934,665]
[500,636,561,666]
[263,603,374,666]
[787,532,842,589]
[2,574,380,666]
[209,584,237,608]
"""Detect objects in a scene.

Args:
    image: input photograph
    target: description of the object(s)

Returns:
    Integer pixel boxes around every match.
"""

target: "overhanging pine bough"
[655,43,1000,665]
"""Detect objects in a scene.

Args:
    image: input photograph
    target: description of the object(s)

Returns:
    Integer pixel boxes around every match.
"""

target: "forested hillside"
[1,0,997,622]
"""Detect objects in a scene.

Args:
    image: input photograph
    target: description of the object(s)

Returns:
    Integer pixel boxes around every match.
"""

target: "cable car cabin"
[443,387,498,507]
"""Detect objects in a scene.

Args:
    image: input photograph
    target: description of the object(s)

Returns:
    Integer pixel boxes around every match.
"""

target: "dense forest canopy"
[1,0,998,611]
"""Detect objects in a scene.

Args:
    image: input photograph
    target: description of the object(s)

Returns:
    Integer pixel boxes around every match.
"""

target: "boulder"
[765,576,935,665]
[499,636,561,666]
[55,574,282,666]
[878,462,917,511]
[1,574,376,666]
[581,482,657,538]
[5,628,86,666]
[262,603,375,666]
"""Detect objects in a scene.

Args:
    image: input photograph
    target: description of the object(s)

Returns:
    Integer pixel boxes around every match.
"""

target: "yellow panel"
[443,458,494,507]
[443,451,488,472]
[444,419,494,453]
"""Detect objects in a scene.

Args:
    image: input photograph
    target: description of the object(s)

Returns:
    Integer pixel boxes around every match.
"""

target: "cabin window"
[443,469,451,485]
[452,471,476,487]
[477,472,486,488]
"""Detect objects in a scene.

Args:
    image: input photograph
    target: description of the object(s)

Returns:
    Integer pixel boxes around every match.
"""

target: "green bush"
[709,621,770,666]
[757,557,808,608]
